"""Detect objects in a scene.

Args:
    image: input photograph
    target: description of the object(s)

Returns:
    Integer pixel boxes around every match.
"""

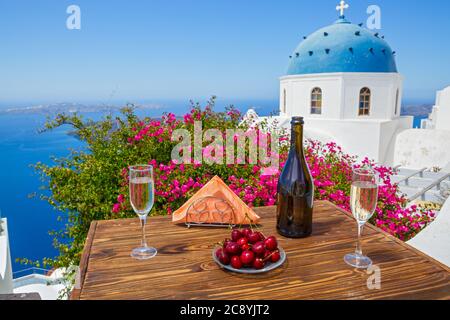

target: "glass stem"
[140,216,147,248]
[356,222,364,256]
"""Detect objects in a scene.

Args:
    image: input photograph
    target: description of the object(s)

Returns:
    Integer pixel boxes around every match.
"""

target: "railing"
[395,167,428,186]
[409,173,450,202]
[13,267,51,278]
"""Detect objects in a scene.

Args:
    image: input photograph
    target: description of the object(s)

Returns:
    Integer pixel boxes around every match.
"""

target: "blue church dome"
[287,18,398,75]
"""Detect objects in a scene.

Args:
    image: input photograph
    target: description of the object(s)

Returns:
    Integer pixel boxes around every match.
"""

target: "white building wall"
[297,117,411,164]
[280,74,342,119]
[0,218,14,294]
[420,87,450,130]
[303,119,382,161]
[341,73,403,120]
[281,72,403,121]
[379,116,413,165]
[435,87,450,131]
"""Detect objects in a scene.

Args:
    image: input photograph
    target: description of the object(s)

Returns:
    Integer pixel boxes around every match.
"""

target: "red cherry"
[259,233,266,241]
[230,256,243,269]
[242,228,252,238]
[223,238,232,249]
[231,229,242,242]
[248,232,261,244]
[253,258,265,270]
[252,241,266,256]
[237,237,248,246]
[271,251,281,263]
[264,236,278,251]
[225,242,241,255]
[241,243,251,251]
[240,250,255,266]
[255,232,264,241]
[216,249,231,265]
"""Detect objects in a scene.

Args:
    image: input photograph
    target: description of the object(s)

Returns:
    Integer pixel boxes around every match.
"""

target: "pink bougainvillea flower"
[112,203,121,214]
[112,103,434,242]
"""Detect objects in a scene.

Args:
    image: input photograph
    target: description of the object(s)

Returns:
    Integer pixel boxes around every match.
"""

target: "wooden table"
[72,201,450,300]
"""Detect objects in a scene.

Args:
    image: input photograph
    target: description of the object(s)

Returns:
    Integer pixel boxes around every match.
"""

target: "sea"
[413,115,428,128]
[0,100,425,273]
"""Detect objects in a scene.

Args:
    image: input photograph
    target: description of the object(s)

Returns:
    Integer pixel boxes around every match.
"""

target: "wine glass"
[344,166,378,269]
[129,165,157,260]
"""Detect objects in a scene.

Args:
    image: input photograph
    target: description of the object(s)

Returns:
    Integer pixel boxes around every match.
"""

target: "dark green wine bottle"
[276,117,314,238]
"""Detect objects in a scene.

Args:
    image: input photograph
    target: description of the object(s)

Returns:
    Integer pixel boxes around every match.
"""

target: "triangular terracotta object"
[172,176,261,225]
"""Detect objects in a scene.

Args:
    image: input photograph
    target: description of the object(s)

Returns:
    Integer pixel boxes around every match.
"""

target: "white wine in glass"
[129,165,157,260]
[130,176,154,215]
[344,166,378,269]
[350,181,378,223]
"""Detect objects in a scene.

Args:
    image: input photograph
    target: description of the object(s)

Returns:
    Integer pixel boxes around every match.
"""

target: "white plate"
[212,247,286,274]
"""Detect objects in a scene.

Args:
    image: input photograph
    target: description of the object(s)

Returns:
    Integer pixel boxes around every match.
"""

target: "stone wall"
[394,129,450,170]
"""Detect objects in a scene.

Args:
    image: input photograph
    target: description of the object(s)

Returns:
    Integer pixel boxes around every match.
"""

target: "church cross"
[336,0,349,17]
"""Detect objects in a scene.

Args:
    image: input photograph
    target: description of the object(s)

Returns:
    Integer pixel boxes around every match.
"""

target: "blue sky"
[1,0,449,104]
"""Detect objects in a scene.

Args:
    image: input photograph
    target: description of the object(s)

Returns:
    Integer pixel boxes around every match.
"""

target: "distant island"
[0,101,434,118]
[0,102,165,115]
[401,104,433,117]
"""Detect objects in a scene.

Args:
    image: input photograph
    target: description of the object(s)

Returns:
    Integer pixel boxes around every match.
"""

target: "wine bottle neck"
[291,124,304,156]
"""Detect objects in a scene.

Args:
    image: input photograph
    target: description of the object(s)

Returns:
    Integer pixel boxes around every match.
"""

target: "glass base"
[344,253,372,269]
[131,246,157,260]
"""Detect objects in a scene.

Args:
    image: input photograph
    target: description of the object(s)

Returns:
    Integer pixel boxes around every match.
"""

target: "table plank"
[75,201,450,300]
[70,220,97,300]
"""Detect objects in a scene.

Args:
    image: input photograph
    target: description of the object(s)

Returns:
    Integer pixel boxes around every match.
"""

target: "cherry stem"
[262,250,279,263]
